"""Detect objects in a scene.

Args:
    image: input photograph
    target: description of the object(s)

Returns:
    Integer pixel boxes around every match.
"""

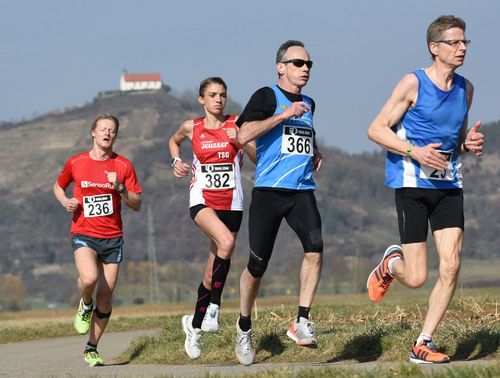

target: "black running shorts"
[190,204,243,233]
[395,188,464,244]
[71,233,124,264]
[248,188,323,267]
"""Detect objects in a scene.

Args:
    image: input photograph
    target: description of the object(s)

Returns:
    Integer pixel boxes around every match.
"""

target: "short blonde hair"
[91,113,120,134]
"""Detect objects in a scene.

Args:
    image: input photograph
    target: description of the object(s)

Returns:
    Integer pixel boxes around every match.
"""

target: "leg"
[74,247,99,304]
[391,242,428,288]
[422,227,463,336]
[299,252,322,308]
[284,191,323,310]
[284,192,323,347]
[88,261,119,346]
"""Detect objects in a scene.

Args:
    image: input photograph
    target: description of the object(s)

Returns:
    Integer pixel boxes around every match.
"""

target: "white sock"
[416,333,432,345]
[387,256,402,275]
[81,298,93,309]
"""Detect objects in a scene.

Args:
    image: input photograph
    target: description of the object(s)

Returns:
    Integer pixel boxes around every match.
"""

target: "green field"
[1,288,498,377]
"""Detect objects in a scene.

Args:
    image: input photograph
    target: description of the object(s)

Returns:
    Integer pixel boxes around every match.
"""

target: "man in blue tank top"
[366,16,484,364]
[233,40,324,365]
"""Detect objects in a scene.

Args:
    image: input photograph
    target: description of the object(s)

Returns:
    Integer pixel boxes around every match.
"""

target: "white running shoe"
[201,303,219,333]
[286,317,317,348]
[235,319,255,366]
[181,315,201,359]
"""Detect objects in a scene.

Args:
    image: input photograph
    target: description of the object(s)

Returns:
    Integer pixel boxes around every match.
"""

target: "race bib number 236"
[83,194,114,218]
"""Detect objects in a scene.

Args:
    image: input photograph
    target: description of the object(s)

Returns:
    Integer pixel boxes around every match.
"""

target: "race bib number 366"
[83,194,114,218]
[201,163,235,190]
[281,126,313,156]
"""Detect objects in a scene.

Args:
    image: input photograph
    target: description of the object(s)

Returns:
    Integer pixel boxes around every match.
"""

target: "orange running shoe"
[410,340,450,364]
[366,245,402,302]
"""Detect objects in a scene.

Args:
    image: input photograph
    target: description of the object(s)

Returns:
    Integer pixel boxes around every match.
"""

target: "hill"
[0,89,498,307]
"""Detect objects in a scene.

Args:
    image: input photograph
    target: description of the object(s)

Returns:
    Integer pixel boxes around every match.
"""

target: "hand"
[410,143,448,170]
[172,161,190,178]
[64,197,80,213]
[224,127,237,140]
[104,170,119,190]
[464,121,484,156]
[313,149,323,172]
[283,101,310,119]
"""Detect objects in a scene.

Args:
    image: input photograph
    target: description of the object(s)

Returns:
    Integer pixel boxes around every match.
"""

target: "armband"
[406,143,415,157]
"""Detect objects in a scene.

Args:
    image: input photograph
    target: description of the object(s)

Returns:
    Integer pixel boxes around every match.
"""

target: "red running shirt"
[57,151,142,238]
[190,115,244,210]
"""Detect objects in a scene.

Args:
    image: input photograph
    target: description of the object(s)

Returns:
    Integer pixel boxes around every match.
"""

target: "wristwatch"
[171,157,182,167]
[117,184,127,194]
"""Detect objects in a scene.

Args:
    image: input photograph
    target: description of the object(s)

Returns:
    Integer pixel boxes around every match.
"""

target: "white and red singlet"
[190,115,244,210]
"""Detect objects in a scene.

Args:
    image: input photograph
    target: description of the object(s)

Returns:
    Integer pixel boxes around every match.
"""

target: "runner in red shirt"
[169,77,255,359]
[53,114,142,367]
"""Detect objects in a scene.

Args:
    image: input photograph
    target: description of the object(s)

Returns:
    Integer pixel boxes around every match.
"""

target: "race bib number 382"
[83,194,114,218]
[201,163,235,190]
[281,126,313,156]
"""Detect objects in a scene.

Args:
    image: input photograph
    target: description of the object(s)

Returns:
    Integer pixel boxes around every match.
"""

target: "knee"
[307,228,323,252]
[79,274,98,289]
[304,252,322,267]
[247,251,268,278]
[217,234,236,259]
[405,271,428,288]
[440,257,461,282]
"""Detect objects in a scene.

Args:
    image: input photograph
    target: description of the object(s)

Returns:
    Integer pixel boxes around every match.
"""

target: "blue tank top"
[254,85,315,190]
[385,69,467,189]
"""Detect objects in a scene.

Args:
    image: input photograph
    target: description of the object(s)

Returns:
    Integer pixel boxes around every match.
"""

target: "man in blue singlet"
[366,15,484,364]
[234,40,324,365]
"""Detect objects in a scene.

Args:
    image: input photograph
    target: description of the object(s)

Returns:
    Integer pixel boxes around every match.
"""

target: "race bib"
[200,163,235,190]
[419,151,454,181]
[281,126,313,156]
[83,194,114,218]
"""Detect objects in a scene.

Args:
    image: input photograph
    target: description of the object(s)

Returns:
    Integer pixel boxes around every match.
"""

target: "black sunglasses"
[280,59,313,69]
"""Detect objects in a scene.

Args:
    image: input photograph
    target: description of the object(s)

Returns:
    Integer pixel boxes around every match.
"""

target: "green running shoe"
[74,300,93,334]
[84,349,104,367]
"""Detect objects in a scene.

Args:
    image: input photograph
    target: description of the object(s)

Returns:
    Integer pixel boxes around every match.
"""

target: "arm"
[237,101,311,145]
[104,170,142,211]
[367,74,447,171]
[119,191,142,211]
[168,120,193,177]
[459,81,483,156]
[243,140,257,165]
[53,181,80,212]
[312,134,323,172]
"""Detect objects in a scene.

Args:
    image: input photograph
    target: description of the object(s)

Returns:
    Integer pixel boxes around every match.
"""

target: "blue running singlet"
[254,85,315,190]
[385,69,467,189]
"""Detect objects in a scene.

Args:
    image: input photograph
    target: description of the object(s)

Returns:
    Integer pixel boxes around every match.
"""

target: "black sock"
[238,314,252,332]
[85,342,97,352]
[192,282,211,329]
[210,256,231,306]
[298,306,310,321]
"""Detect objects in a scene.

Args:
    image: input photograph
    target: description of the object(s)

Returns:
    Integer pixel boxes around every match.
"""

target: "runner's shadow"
[327,331,384,363]
[451,329,500,360]
[116,341,147,364]
[257,333,285,362]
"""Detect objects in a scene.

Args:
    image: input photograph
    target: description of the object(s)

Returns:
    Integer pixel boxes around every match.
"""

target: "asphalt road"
[0,329,496,377]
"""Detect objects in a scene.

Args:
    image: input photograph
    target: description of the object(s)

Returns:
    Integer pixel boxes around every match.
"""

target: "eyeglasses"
[280,59,313,69]
[435,39,471,47]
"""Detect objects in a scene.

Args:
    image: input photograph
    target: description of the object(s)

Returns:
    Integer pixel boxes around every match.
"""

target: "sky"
[1,0,499,153]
